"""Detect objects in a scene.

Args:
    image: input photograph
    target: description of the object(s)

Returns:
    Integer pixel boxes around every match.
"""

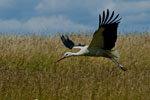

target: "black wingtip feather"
[60,35,75,49]
[99,14,101,27]
[105,11,115,24]
[102,11,105,24]
[98,9,121,26]
[109,14,119,24]
[103,9,109,24]
[60,35,85,49]
[61,35,70,48]
[115,18,122,23]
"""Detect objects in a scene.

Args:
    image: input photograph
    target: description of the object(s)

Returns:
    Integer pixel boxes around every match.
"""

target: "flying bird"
[56,9,127,71]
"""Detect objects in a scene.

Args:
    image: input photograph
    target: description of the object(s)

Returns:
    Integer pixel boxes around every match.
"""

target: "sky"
[0,0,150,35]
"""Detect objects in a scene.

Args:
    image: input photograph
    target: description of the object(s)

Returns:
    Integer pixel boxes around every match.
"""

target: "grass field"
[0,33,149,100]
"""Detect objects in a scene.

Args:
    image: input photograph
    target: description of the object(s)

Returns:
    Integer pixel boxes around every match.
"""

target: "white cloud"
[35,0,113,15]
[0,19,22,32]
[0,0,14,8]
[35,0,70,13]
[0,0,150,33]
[24,16,93,33]
[35,0,150,15]
[123,13,150,23]
[111,1,150,14]
[35,0,150,24]
[0,16,93,34]
[99,0,150,27]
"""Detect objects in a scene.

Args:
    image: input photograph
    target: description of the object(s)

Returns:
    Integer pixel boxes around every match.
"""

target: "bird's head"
[56,52,73,62]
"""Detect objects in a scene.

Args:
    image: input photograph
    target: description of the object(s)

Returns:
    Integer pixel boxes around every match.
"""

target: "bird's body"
[57,9,127,71]
[72,46,115,57]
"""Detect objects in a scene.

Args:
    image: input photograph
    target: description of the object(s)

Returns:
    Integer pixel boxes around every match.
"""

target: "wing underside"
[88,9,121,50]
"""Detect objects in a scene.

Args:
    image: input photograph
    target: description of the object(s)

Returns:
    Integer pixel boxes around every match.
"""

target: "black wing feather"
[61,35,74,49]
[114,18,122,23]
[105,11,114,24]
[109,14,119,24]
[99,14,101,27]
[103,9,109,24]
[102,11,105,24]
[60,35,84,49]
[98,9,121,50]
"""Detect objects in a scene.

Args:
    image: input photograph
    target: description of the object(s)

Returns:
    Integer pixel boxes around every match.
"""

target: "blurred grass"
[0,33,149,100]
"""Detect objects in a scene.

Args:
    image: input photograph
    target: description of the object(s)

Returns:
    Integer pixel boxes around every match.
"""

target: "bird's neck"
[70,52,82,56]
[71,46,88,56]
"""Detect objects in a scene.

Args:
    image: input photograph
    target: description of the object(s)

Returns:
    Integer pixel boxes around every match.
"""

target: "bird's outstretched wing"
[60,35,85,49]
[88,9,121,50]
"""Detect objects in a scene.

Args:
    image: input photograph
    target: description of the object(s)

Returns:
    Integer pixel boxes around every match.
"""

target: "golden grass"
[0,34,149,100]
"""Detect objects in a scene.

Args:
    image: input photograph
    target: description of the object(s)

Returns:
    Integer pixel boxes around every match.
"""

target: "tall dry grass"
[0,33,149,100]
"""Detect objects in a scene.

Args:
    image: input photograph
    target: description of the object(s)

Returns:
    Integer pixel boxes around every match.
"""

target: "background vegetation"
[0,33,149,100]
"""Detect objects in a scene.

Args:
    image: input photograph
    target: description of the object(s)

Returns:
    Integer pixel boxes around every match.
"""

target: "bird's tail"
[110,50,120,58]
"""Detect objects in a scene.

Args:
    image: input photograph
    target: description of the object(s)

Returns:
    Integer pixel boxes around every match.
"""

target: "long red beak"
[56,56,66,62]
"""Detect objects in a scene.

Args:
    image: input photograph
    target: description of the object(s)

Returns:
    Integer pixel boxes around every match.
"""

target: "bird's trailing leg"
[110,57,127,71]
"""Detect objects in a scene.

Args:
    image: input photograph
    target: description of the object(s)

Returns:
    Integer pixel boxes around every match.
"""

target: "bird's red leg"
[110,57,127,71]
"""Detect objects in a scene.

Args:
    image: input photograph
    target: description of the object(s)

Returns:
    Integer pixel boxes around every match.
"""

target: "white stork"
[56,9,127,71]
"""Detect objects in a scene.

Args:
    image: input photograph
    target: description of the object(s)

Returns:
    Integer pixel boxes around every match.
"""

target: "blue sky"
[0,0,150,34]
